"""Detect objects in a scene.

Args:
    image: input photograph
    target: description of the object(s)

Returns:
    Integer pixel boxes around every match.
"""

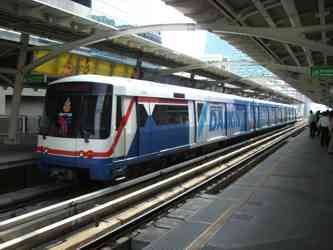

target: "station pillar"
[133,56,143,79]
[5,33,29,144]
[0,86,5,115]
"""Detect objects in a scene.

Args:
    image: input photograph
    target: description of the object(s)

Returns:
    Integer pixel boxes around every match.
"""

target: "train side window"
[138,104,148,127]
[153,105,188,125]
[116,96,122,130]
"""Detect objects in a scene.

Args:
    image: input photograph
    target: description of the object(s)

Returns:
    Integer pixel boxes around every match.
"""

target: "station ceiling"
[162,0,333,106]
[0,0,299,103]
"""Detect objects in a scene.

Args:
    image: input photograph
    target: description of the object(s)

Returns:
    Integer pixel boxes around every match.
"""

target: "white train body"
[37,75,297,181]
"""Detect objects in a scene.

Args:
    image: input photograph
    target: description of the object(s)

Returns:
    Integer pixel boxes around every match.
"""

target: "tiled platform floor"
[140,129,333,250]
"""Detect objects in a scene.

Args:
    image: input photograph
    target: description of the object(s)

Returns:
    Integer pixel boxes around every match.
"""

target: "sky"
[92,0,208,58]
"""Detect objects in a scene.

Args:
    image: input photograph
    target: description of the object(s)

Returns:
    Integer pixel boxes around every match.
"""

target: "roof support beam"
[208,0,283,63]
[157,64,212,76]
[153,61,294,101]
[261,63,308,74]
[156,61,229,76]
[157,60,308,76]
[210,24,333,55]
[0,48,17,58]
[0,74,13,87]
[239,1,282,21]
[318,0,328,65]
[22,23,201,74]
[252,0,301,66]
[280,0,313,66]
[12,21,310,103]
[0,67,17,75]
[24,21,329,74]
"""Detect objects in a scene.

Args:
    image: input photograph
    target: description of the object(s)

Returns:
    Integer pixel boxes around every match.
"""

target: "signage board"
[24,74,47,83]
[310,66,333,79]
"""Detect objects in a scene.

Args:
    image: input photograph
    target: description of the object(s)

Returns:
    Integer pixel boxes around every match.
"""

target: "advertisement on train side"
[197,102,247,143]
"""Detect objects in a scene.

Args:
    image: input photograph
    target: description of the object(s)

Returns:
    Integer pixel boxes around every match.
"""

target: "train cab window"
[138,104,148,127]
[41,82,112,139]
[42,96,80,138]
[81,95,112,139]
[153,105,188,125]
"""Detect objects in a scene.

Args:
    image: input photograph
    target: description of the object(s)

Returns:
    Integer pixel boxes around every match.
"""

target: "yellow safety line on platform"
[186,206,235,250]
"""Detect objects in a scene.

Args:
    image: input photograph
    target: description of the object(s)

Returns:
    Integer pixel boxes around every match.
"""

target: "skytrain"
[37,75,297,181]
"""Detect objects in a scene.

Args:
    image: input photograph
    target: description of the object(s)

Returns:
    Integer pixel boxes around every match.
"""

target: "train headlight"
[84,150,94,159]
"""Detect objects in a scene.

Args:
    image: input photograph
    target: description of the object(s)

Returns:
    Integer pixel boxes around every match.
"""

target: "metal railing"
[0,115,41,136]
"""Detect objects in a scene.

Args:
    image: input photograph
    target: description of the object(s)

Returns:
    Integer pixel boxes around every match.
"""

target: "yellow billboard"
[33,50,135,78]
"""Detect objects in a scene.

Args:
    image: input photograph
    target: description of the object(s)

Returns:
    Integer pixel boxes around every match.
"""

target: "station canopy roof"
[0,0,301,103]
[162,0,333,106]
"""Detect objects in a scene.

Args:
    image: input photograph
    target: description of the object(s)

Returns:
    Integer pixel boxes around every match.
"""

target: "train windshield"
[40,82,113,139]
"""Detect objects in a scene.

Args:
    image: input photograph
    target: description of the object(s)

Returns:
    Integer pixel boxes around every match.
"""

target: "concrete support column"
[0,86,5,115]
[133,56,143,79]
[5,33,29,144]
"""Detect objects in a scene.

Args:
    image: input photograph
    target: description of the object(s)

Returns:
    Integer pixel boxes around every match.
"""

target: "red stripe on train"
[138,96,187,104]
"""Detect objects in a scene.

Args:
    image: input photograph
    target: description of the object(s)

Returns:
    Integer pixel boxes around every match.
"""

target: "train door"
[236,104,247,133]
[254,105,259,129]
[137,99,152,155]
[248,103,255,131]
[188,101,196,145]
[208,102,227,139]
[123,97,138,157]
[196,101,207,143]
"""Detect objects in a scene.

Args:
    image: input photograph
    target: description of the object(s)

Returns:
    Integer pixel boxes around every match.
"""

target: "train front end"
[37,79,115,181]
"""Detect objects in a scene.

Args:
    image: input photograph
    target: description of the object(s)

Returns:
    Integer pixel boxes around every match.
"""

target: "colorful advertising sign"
[33,50,134,78]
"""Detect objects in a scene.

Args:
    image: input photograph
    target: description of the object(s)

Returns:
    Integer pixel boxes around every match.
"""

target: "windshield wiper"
[80,127,91,143]
[40,127,48,139]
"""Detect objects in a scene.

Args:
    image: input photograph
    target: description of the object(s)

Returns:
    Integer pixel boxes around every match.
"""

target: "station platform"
[0,143,36,167]
[133,129,333,250]
[0,139,40,193]
[0,134,37,166]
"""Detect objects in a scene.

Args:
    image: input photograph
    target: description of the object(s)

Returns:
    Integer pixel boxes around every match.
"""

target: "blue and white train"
[37,75,297,181]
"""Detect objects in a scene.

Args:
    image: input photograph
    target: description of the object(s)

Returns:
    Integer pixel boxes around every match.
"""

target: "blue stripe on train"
[38,154,114,181]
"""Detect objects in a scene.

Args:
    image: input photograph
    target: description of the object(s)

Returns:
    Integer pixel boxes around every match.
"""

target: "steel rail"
[0,124,294,232]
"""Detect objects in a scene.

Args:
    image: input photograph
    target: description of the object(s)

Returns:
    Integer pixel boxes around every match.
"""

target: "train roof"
[51,75,294,108]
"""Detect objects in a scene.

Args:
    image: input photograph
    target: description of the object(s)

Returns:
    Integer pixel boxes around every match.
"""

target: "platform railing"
[0,115,41,136]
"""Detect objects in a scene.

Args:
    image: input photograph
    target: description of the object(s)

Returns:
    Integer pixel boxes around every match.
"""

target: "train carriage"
[37,75,297,181]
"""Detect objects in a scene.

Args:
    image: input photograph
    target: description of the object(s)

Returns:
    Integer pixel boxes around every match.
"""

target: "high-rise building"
[202,32,303,100]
